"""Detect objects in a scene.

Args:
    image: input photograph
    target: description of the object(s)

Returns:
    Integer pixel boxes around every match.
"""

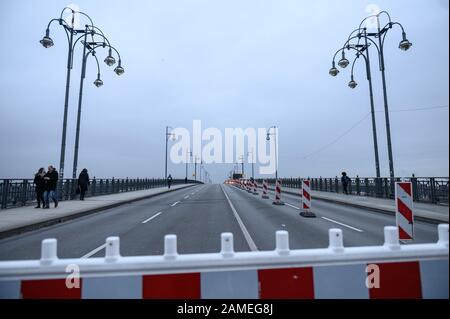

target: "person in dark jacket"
[167,174,173,188]
[43,165,59,208]
[341,171,350,195]
[33,168,45,208]
[77,168,90,200]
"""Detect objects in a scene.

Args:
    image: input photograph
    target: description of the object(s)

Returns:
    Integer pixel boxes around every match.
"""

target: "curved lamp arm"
[60,7,94,28]
[380,21,408,48]
[357,10,392,31]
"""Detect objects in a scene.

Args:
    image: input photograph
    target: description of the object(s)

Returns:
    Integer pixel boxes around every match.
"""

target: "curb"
[0,184,198,240]
[266,186,447,224]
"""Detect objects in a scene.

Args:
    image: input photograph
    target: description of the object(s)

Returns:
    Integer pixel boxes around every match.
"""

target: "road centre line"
[142,212,162,224]
[321,216,364,232]
[285,202,300,210]
[81,243,107,259]
[221,185,258,252]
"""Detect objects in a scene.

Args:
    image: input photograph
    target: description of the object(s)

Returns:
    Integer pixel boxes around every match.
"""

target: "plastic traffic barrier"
[0,225,447,299]
[300,180,316,217]
[272,180,284,205]
[262,180,269,199]
[395,182,414,241]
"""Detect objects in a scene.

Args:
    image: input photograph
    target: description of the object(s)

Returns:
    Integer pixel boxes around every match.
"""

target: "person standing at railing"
[33,168,46,208]
[341,171,350,195]
[43,165,58,208]
[167,174,173,189]
[77,168,90,200]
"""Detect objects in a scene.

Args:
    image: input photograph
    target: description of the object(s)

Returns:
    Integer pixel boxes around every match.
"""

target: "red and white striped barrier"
[300,180,316,217]
[252,181,258,195]
[395,182,414,241]
[246,180,252,193]
[262,180,269,199]
[272,180,284,205]
[0,225,448,299]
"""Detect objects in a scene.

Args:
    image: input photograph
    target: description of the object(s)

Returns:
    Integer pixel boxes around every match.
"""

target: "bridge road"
[0,184,439,261]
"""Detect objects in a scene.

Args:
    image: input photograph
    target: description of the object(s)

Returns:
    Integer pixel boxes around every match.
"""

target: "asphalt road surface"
[0,184,439,261]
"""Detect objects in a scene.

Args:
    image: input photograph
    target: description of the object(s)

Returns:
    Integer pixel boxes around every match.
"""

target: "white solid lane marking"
[142,212,162,224]
[285,202,300,210]
[81,243,107,259]
[171,201,180,207]
[221,185,258,251]
[321,216,364,232]
[184,195,189,199]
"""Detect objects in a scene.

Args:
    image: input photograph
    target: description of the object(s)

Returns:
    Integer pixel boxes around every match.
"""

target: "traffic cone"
[300,180,316,217]
[272,180,285,205]
[262,180,269,199]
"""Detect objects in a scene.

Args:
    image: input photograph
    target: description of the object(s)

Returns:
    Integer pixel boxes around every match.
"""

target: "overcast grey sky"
[0,0,448,181]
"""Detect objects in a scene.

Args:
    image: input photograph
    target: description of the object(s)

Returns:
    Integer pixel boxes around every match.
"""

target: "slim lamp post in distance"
[165,126,176,181]
[266,126,278,181]
[247,148,255,179]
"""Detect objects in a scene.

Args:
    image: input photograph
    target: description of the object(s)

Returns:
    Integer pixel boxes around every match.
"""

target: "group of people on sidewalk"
[33,166,59,209]
[33,166,90,208]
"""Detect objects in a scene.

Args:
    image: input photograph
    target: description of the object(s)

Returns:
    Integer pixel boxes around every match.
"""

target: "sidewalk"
[268,186,449,223]
[0,184,196,239]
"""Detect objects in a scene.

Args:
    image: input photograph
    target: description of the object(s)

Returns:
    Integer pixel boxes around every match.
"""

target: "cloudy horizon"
[0,0,448,182]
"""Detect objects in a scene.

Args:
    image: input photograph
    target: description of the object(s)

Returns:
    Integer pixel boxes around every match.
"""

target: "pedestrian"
[167,174,173,188]
[184,177,188,184]
[77,168,90,200]
[43,165,59,208]
[341,171,350,195]
[33,167,45,208]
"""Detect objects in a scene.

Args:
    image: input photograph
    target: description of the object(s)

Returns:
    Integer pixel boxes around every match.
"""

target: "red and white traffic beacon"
[395,181,414,241]
[300,179,316,217]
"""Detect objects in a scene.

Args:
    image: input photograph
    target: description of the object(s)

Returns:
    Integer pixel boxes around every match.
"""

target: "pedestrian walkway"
[0,184,196,238]
[268,185,449,223]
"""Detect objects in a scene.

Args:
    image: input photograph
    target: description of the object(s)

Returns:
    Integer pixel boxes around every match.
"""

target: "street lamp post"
[331,42,381,178]
[331,11,412,180]
[72,33,124,179]
[247,148,255,179]
[238,155,245,177]
[194,155,200,181]
[165,126,176,181]
[40,7,124,190]
[40,8,80,195]
[186,150,192,181]
[266,126,278,180]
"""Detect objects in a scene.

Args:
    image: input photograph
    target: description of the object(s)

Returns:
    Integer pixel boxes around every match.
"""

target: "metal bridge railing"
[0,178,201,210]
[255,176,449,205]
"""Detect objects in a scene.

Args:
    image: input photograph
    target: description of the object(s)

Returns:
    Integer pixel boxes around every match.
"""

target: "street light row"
[329,10,412,179]
[165,126,210,183]
[40,7,125,182]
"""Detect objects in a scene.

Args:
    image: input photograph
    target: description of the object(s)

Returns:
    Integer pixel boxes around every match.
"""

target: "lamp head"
[399,32,412,51]
[114,60,124,75]
[348,75,358,89]
[93,74,103,87]
[329,61,339,77]
[40,30,54,48]
[338,52,349,68]
[104,49,116,66]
